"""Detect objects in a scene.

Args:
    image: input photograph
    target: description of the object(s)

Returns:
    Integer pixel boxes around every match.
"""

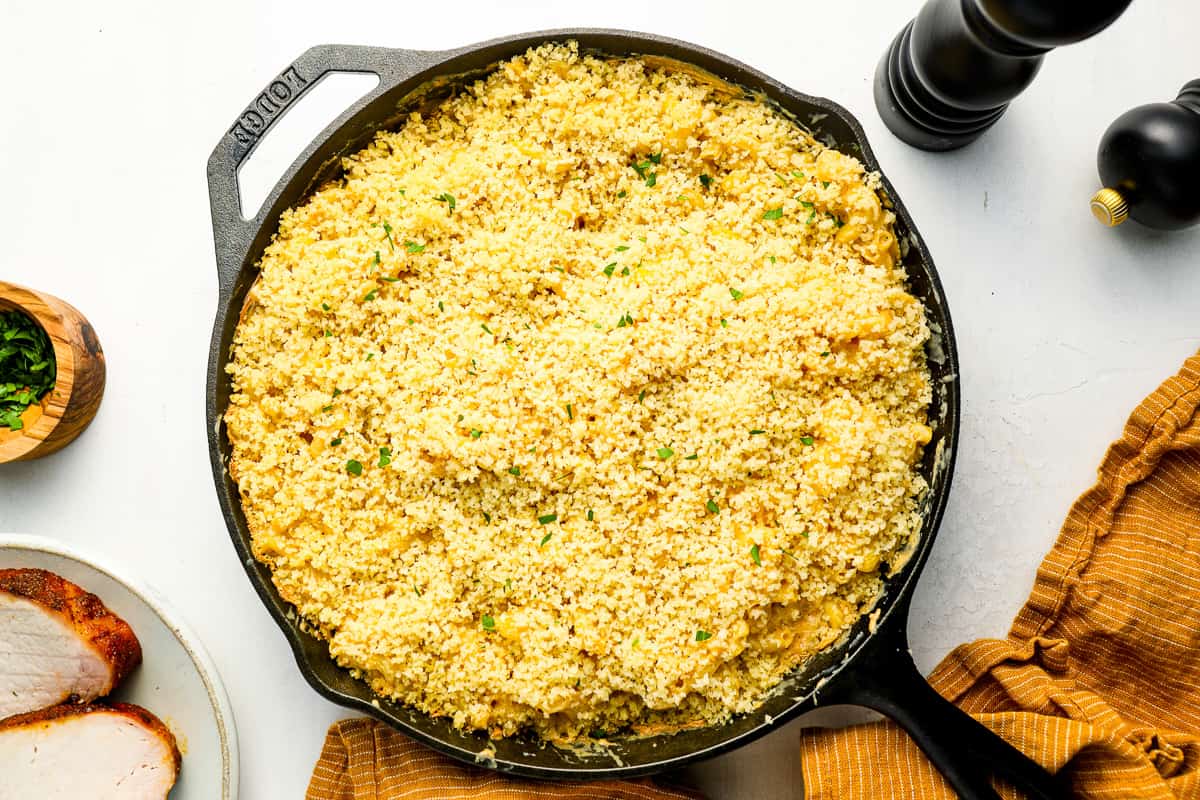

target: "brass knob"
[1090,187,1129,227]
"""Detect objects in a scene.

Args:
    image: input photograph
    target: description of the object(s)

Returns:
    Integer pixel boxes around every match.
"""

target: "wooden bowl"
[0,281,106,462]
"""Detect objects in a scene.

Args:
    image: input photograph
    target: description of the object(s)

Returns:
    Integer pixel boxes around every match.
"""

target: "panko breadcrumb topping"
[225,42,932,741]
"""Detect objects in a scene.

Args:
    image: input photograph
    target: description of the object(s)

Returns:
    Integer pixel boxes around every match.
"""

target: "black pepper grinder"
[1090,81,1200,230]
[874,0,1133,151]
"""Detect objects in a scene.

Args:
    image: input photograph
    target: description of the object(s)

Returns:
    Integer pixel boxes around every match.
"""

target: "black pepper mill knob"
[875,0,1134,151]
[1091,81,1200,230]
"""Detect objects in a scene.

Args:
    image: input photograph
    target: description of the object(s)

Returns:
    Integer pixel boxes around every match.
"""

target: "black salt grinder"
[1090,81,1200,230]
[874,0,1133,151]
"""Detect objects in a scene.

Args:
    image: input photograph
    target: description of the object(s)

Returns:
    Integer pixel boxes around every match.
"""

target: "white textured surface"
[1,2,1198,798]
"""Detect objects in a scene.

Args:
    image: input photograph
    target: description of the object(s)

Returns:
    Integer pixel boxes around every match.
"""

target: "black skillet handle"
[820,598,1068,800]
[205,44,442,298]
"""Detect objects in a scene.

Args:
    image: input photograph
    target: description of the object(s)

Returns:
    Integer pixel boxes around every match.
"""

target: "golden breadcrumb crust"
[226,42,932,740]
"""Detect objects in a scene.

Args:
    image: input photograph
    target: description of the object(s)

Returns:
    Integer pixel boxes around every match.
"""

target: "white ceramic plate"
[0,534,238,799]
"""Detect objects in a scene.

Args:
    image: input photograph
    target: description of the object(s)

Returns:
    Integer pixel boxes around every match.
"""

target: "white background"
[2,1,1198,797]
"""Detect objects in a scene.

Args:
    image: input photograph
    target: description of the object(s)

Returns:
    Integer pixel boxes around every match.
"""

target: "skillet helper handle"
[824,605,1068,800]
[205,44,435,297]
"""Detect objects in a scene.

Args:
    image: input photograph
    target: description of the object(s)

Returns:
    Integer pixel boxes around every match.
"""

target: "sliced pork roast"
[0,568,142,718]
[0,702,180,799]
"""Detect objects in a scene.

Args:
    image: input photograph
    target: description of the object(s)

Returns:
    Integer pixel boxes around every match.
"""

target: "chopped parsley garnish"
[615,245,630,252]
[807,209,818,224]
[706,499,720,515]
[540,532,553,546]
[638,235,647,243]
[504,578,512,592]
[345,459,363,476]
[699,174,713,188]
[508,466,521,476]
[538,513,558,525]
[695,630,712,642]
[751,544,762,565]
[768,255,777,264]
[656,446,675,460]
[380,222,395,251]
[603,263,617,277]
[822,180,832,189]
[637,389,646,404]
[378,447,392,467]
[406,317,414,325]
[800,200,815,209]
[482,511,492,523]
[380,276,400,283]
[321,403,333,412]
[404,240,425,253]
[373,251,382,267]
[631,155,660,186]
[438,301,445,312]
[363,289,378,302]
[791,170,805,179]
[617,189,628,198]
[616,312,633,328]
[820,350,831,357]
[749,429,766,435]
[762,207,783,220]
[434,192,456,212]
[566,403,574,420]
[481,323,494,335]
[729,287,745,300]
[586,509,594,521]
[469,429,483,439]
[621,266,631,277]
[481,614,496,631]
[800,435,815,446]
[720,318,728,328]
[321,303,331,311]
[365,353,374,361]
[684,453,699,461]
[330,436,343,446]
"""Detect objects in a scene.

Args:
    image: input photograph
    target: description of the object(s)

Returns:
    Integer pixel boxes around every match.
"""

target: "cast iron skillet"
[206,30,1064,800]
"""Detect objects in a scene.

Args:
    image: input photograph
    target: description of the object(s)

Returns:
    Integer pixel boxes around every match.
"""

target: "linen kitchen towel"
[307,717,701,799]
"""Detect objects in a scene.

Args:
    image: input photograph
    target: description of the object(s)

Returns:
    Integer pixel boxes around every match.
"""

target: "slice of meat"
[0,702,181,799]
[0,568,142,718]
